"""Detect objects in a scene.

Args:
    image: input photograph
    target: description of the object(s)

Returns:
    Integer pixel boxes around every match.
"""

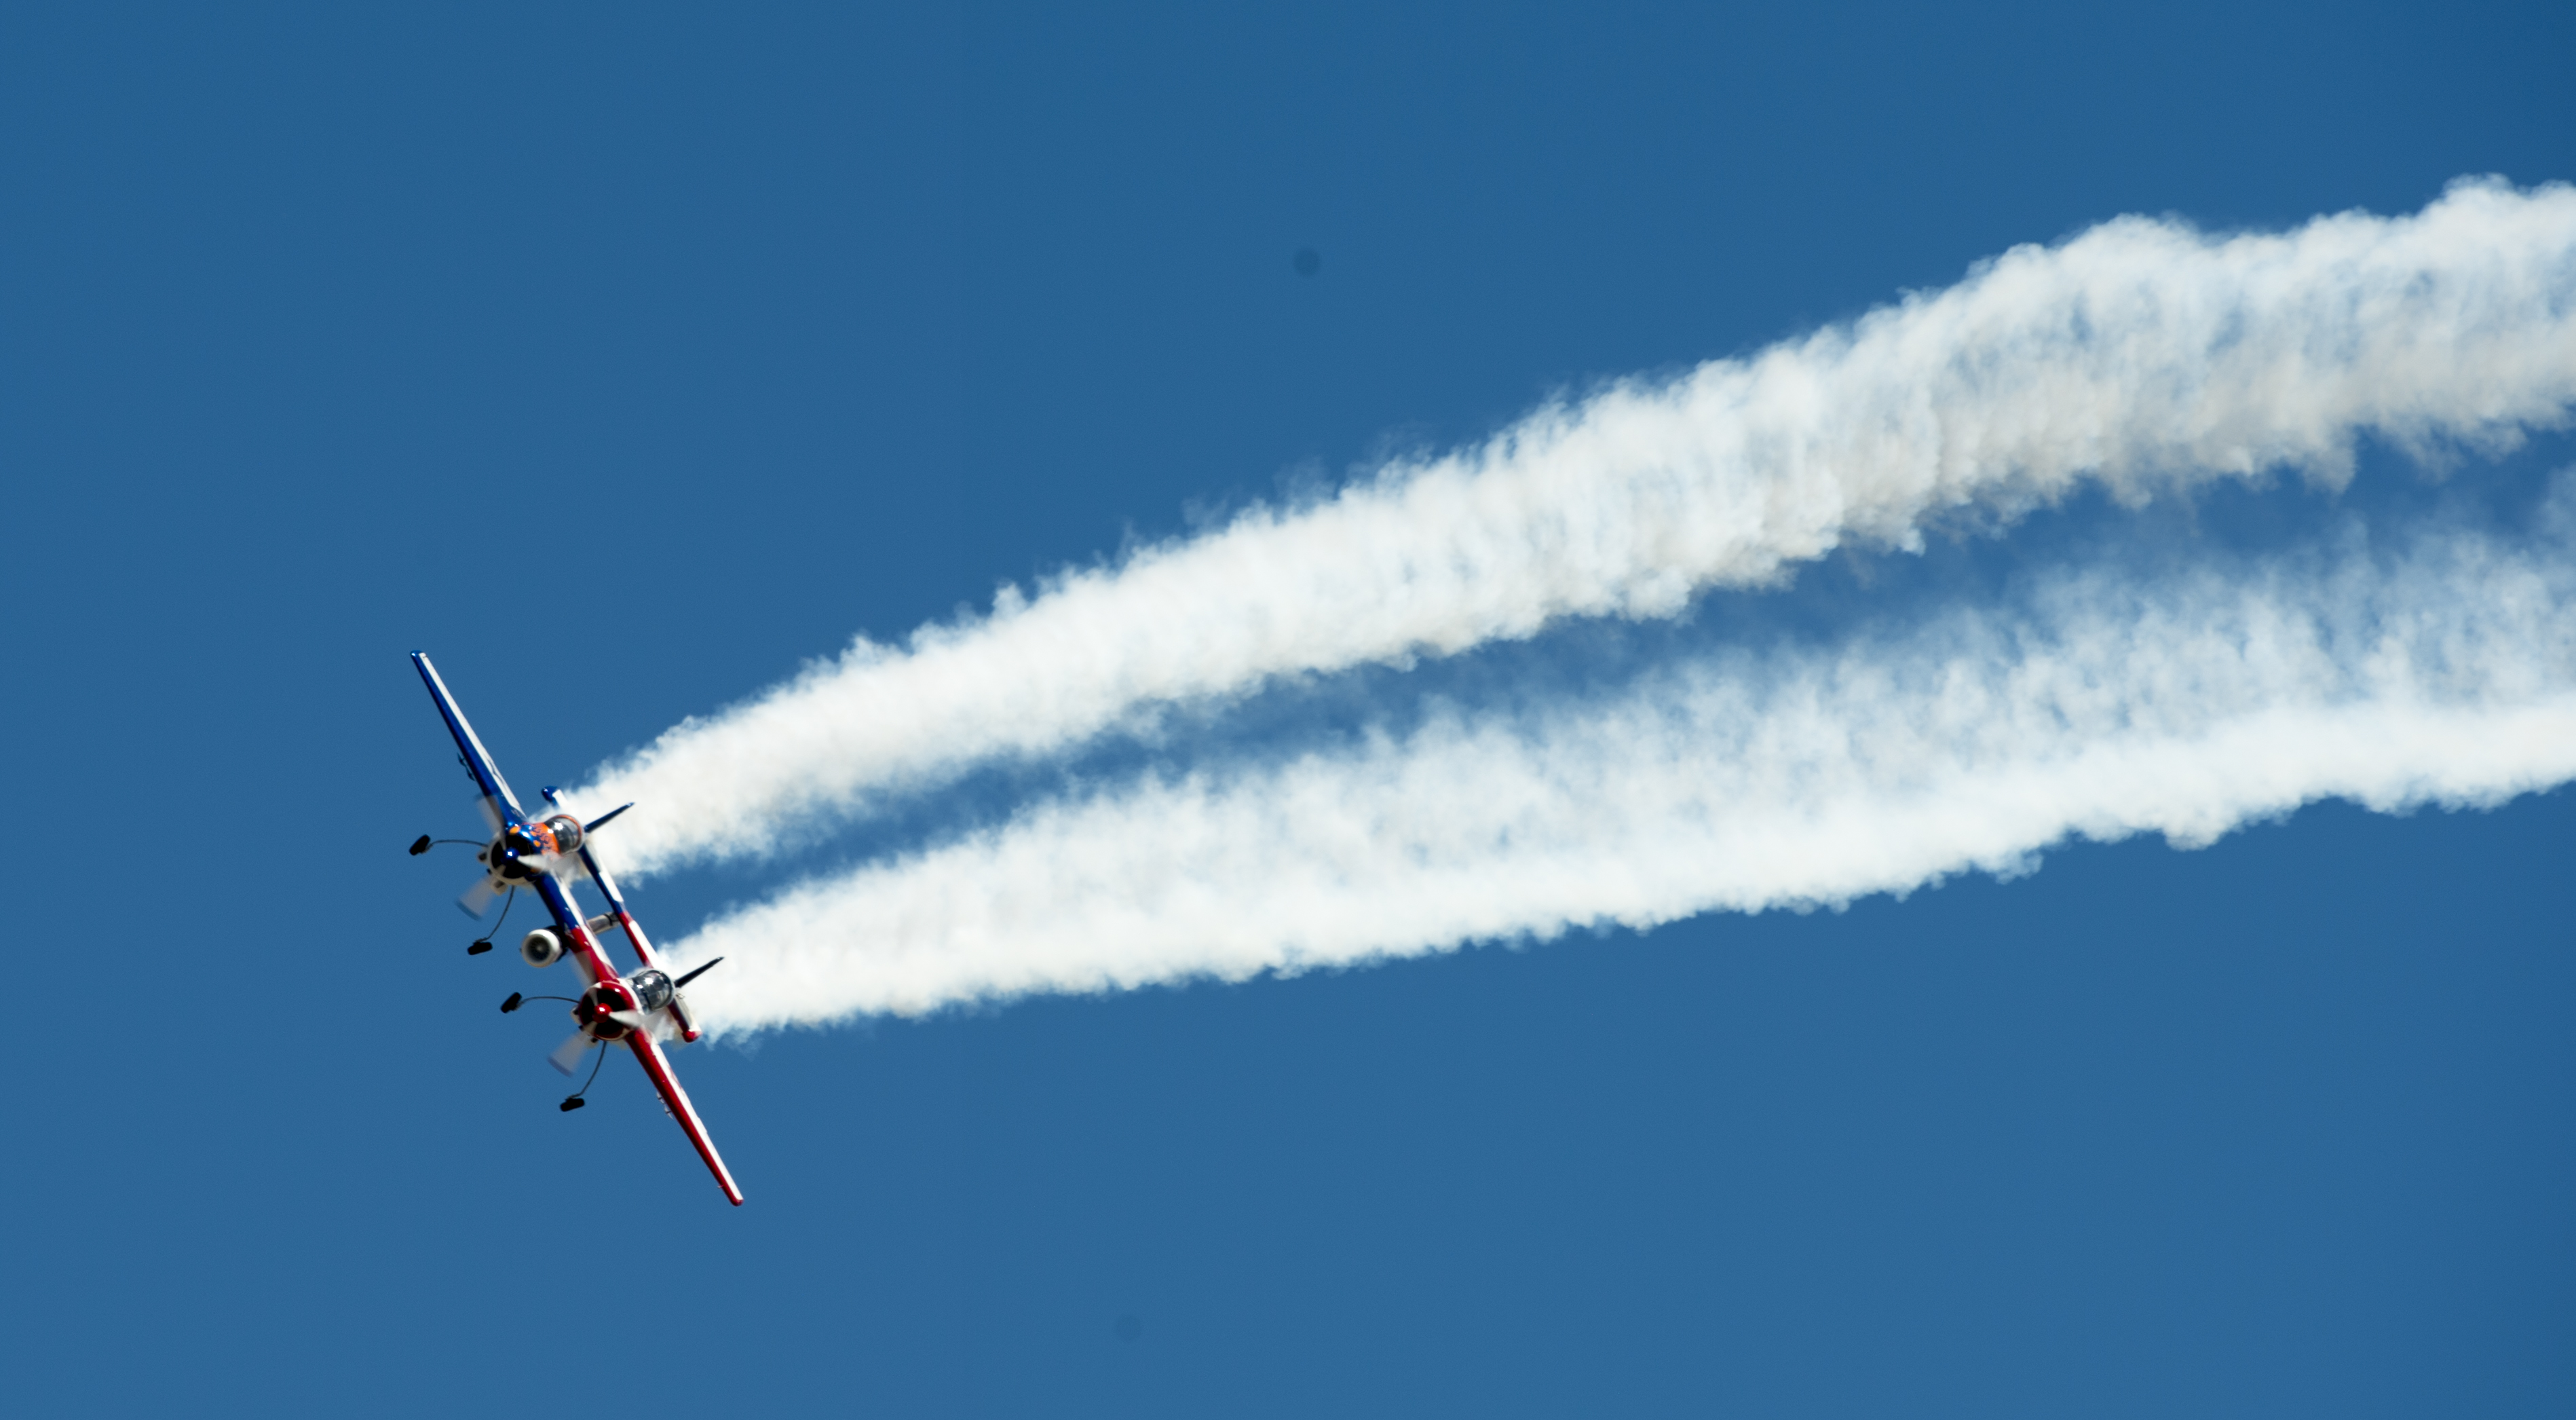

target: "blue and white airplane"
[409,652,744,1206]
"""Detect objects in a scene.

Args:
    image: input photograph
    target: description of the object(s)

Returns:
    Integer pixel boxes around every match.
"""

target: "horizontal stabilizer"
[673,957,723,990]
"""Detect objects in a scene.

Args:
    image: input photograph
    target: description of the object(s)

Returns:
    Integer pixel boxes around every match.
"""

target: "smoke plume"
[576,179,2576,877]
[660,505,2576,1031]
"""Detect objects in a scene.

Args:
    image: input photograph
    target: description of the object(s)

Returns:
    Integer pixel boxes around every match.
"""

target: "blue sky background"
[3,3,2573,1415]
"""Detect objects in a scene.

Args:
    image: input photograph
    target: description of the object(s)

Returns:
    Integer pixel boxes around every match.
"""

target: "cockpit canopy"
[628,969,674,1013]
[503,814,586,859]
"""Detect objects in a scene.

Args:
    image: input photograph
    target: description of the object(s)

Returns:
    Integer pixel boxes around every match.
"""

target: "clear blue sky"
[3,3,2571,1416]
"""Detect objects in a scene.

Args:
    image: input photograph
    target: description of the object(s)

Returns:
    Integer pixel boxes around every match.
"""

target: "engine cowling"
[573,979,648,1041]
[520,928,566,968]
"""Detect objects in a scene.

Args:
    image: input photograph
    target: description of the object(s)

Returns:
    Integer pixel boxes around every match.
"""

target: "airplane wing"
[410,652,526,823]
[626,1032,746,1206]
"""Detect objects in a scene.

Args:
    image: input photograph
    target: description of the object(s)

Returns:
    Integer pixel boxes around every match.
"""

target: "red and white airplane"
[410,651,744,1206]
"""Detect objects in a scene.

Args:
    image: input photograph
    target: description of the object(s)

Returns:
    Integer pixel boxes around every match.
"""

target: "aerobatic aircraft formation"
[407,652,743,1206]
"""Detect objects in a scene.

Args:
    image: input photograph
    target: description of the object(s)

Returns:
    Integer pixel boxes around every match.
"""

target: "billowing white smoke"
[662,503,2576,1032]
[577,179,2576,876]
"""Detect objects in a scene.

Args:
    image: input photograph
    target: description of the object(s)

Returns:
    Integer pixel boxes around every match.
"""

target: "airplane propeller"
[548,1014,649,1075]
[552,1029,621,1112]
[449,793,514,916]
[458,878,504,920]
[548,1030,597,1076]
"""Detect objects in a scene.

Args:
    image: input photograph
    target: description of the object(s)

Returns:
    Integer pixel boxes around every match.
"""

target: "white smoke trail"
[661,498,2576,1032]
[577,179,2576,876]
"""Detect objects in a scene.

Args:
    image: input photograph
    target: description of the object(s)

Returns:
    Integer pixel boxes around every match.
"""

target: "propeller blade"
[474,793,505,834]
[606,1010,650,1033]
[457,878,501,919]
[548,1031,595,1077]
